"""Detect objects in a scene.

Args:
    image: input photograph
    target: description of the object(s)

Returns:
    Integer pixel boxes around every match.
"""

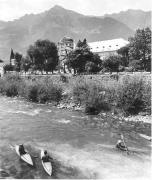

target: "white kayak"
[10,145,33,166]
[40,150,52,176]
[139,133,152,141]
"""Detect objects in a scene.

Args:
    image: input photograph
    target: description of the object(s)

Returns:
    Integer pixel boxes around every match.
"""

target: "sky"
[0,0,152,21]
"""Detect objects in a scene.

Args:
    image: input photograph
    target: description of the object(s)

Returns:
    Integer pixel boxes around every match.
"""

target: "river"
[0,96,151,179]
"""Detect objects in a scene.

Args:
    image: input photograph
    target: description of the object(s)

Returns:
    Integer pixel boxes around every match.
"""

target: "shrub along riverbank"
[0,73,151,116]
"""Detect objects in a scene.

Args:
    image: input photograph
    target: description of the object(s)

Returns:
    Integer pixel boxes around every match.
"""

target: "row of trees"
[4,27,151,74]
[65,27,151,74]
[4,40,58,74]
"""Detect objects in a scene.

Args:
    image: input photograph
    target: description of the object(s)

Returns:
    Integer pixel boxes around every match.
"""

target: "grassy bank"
[0,74,62,104]
[0,73,151,116]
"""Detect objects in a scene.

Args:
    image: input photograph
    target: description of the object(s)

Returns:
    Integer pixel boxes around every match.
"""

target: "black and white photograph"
[0,0,151,179]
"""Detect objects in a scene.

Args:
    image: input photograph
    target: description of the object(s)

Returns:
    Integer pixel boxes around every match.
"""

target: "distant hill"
[104,9,151,30]
[1,6,150,62]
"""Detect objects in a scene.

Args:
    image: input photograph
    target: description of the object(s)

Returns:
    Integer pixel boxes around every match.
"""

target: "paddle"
[9,144,15,150]
[120,134,130,155]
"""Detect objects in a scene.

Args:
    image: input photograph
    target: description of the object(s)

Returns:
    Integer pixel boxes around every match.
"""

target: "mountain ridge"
[0,5,150,62]
[104,9,151,30]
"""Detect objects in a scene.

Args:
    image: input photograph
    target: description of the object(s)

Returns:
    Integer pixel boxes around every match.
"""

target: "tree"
[129,60,142,71]
[10,48,15,65]
[14,52,22,72]
[76,38,89,50]
[85,61,101,74]
[128,27,151,71]
[27,40,58,74]
[21,56,31,74]
[66,39,101,74]
[76,40,83,48]
[3,64,14,73]
[44,57,58,74]
[103,55,121,73]
[85,54,102,73]
[117,45,129,66]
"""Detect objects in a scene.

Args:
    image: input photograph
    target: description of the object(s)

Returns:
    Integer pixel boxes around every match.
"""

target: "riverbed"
[0,96,151,179]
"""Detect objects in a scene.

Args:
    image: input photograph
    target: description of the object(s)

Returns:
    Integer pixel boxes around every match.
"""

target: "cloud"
[0,0,151,21]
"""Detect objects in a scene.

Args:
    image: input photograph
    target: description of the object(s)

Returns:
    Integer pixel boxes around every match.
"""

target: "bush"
[142,78,151,112]
[0,74,150,116]
[116,75,148,115]
[72,77,89,105]
[4,74,21,81]
[0,75,63,103]
[72,77,110,114]
[60,75,68,83]
[85,85,110,114]
[25,83,39,102]
[0,75,22,97]
[0,79,5,93]
[4,82,19,97]
[38,82,62,103]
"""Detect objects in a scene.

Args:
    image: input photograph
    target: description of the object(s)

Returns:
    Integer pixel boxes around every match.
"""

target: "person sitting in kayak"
[116,140,126,150]
[42,150,51,162]
[19,144,26,155]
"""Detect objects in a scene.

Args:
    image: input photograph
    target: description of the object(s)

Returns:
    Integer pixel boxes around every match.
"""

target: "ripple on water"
[57,119,71,124]
[0,96,151,179]
[0,139,151,179]
[36,142,151,179]
[15,109,42,116]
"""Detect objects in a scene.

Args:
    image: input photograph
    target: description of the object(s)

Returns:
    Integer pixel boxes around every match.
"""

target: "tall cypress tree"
[10,48,14,65]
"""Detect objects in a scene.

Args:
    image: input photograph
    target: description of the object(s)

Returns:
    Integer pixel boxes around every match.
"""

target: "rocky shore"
[55,98,151,140]
[56,99,151,122]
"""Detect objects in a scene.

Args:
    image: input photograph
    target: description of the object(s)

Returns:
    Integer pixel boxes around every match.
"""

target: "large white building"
[88,38,129,60]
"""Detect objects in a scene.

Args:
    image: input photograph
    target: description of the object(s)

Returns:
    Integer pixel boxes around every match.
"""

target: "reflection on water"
[0,96,151,179]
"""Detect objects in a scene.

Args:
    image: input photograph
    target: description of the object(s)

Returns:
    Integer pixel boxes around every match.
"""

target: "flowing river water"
[0,96,151,179]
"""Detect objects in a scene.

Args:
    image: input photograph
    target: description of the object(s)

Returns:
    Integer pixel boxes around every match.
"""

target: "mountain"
[104,9,151,30]
[0,5,138,62]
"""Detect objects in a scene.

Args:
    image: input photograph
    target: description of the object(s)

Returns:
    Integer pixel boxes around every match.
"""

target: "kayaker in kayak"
[116,139,126,150]
[19,144,26,155]
[42,150,51,162]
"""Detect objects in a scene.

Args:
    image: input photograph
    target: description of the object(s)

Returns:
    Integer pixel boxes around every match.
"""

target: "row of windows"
[90,44,119,49]
[58,43,73,47]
